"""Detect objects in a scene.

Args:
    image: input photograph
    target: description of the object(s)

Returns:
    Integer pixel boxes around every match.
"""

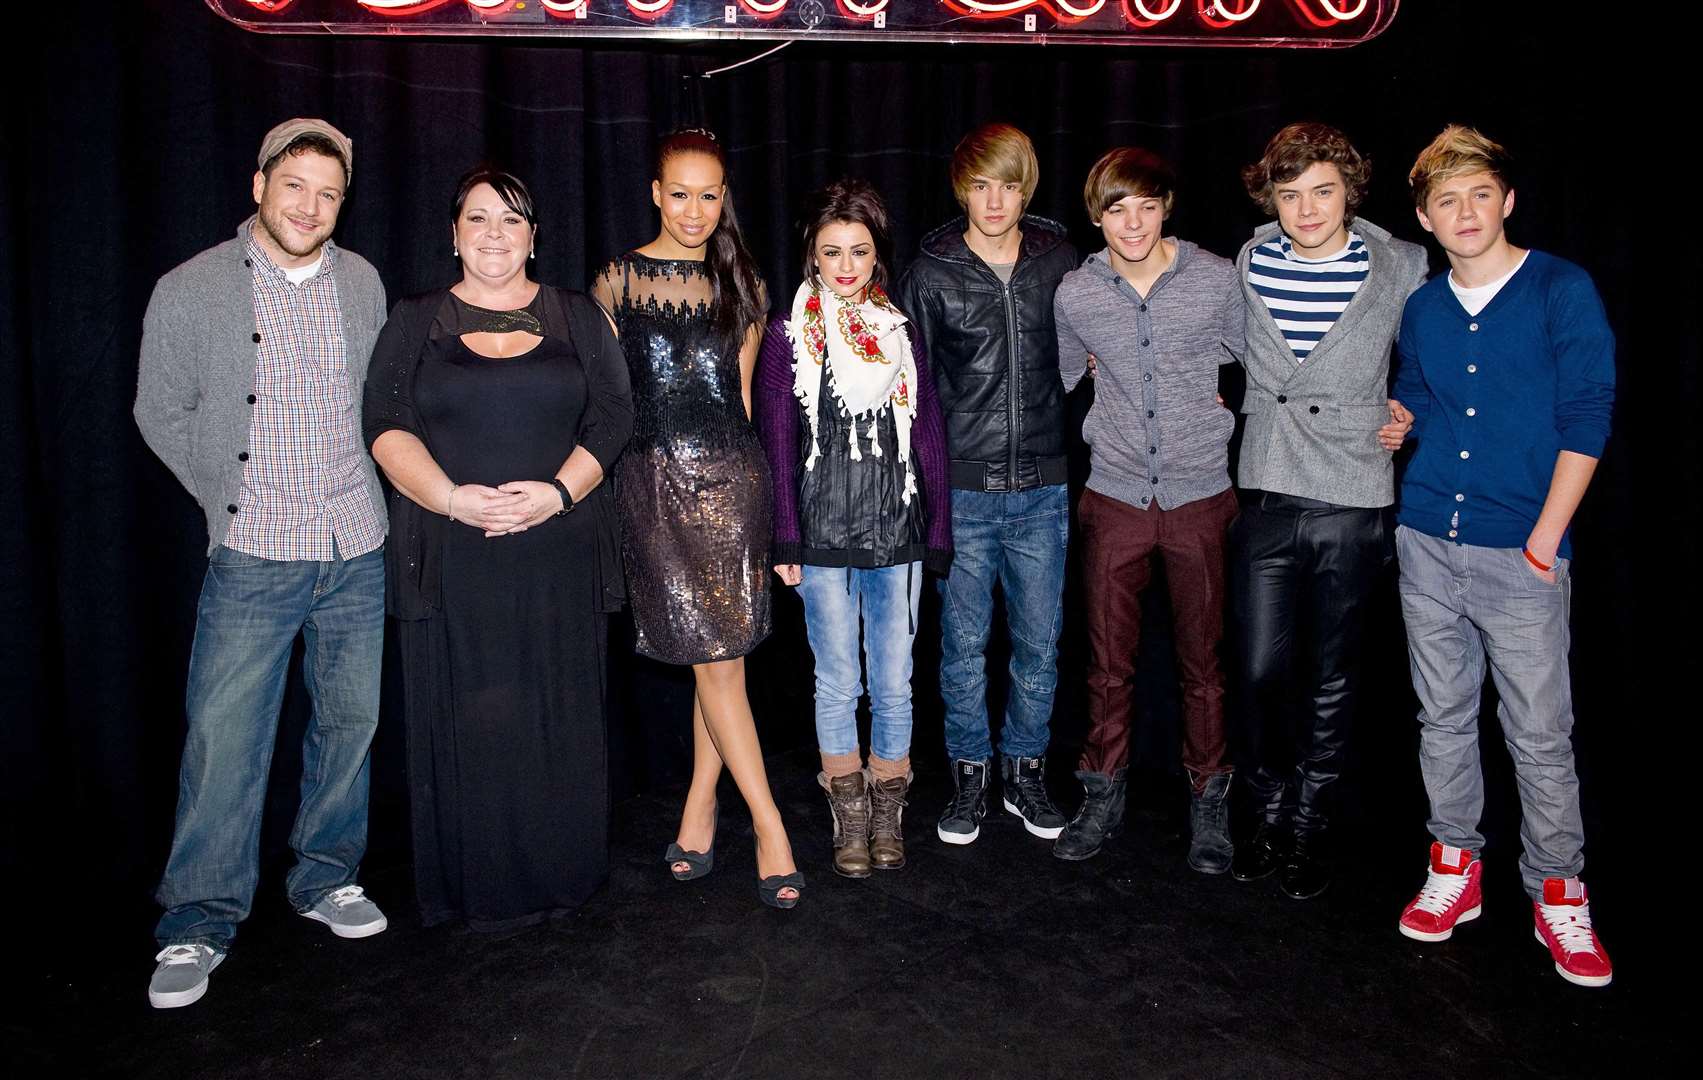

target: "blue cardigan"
[1392,251,1615,558]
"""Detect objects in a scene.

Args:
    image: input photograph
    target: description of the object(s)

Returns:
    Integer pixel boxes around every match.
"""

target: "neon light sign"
[212,0,1398,45]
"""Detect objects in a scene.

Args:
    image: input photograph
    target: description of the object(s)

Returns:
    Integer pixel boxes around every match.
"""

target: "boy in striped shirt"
[1227,123,1428,900]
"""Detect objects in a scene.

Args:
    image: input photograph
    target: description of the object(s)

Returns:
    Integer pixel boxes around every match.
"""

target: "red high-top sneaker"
[1533,877,1613,988]
[1398,842,1483,942]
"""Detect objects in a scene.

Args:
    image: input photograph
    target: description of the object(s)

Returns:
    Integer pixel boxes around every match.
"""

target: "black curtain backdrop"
[1,2,1691,947]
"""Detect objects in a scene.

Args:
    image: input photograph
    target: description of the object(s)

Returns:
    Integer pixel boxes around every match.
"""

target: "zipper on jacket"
[1002,281,1020,487]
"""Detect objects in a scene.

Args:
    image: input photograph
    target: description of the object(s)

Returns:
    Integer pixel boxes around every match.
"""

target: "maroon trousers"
[1078,486,1238,789]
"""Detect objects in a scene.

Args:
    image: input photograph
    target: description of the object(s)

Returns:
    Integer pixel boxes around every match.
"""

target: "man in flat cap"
[135,119,390,1008]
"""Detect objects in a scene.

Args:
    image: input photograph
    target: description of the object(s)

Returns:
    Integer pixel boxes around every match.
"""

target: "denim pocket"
[208,545,268,568]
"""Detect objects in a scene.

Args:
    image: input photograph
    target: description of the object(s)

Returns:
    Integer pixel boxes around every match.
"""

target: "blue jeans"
[938,485,1069,762]
[797,563,924,762]
[1396,526,1584,901]
[155,545,384,950]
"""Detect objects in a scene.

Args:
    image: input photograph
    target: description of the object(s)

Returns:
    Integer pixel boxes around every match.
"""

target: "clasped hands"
[449,480,564,537]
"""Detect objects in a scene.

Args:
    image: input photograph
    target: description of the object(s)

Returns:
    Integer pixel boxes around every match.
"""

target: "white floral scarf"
[784,278,918,504]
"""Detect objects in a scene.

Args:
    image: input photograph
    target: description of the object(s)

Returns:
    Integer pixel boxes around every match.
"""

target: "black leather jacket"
[894,216,1078,492]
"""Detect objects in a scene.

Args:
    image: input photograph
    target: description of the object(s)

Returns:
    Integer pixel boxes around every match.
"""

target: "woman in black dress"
[593,130,802,908]
[365,168,633,930]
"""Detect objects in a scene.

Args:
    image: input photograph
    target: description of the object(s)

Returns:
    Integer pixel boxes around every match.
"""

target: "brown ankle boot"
[820,771,872,878]
[868,771,911,871]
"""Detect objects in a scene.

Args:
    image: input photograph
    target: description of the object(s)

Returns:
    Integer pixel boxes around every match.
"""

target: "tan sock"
[820,750,864,779]
[867,753,911,783]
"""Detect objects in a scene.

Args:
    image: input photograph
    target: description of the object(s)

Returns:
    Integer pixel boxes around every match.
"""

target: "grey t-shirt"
[987,261,1015,284]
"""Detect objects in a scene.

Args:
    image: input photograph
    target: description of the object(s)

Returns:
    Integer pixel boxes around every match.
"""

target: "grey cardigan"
[134,218,389,553]
[1056,240,1241,511]
[1233,217,1428,508]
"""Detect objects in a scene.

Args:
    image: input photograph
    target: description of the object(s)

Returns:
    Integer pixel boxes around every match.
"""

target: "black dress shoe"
[1231,823,1288,882]
[1279,836,1331,900]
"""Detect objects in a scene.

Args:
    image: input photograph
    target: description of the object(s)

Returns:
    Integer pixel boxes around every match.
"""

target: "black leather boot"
[1280,830,1332,900]
[1052,770,1126,861]
[1232,819,1289,882]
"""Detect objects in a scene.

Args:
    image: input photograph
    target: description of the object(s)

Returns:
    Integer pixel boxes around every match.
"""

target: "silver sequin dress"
[594,252,772,665]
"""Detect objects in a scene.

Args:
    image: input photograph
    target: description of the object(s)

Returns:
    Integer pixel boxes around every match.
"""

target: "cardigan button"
[1448,529,1458,538]
[1455,493,1465,501]
[252,333,261,343]
[1277,394,1288,404]
[1468,323,1479,331]
[1466,364,1477,373]
[226,504,238,514]
[1460,450,1471,459]
[237,452,249,462]
[246,394,257,404]
[1309,405,1320,414]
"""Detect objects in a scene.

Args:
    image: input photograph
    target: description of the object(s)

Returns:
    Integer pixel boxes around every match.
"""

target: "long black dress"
[365,290,629,932]
[593,253,771,665]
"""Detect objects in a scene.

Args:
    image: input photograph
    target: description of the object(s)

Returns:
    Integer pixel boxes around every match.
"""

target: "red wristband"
[1522,547,1554,572]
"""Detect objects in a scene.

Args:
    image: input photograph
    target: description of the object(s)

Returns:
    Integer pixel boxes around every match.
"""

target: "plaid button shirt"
[224,235,386,562]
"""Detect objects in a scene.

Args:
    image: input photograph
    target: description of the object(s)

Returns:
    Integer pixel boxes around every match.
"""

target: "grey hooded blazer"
[1233,217,1429,509]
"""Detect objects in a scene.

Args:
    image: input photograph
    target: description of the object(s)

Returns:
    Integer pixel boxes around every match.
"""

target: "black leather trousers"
[1231,492,1389,839]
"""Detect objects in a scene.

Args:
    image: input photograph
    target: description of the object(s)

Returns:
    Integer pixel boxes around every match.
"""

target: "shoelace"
[1538,902,1600,955]
[1409,869,1471,916]
[154,944,209,965]
[946,773,987,814]
[322,885,369,908]
[1012,775,1061,817]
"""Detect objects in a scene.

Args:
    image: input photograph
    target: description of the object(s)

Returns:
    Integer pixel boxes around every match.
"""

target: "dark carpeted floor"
[23,738,1677,1079]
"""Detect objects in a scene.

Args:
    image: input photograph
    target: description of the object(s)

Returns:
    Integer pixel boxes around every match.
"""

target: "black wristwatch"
[549,478,575,516]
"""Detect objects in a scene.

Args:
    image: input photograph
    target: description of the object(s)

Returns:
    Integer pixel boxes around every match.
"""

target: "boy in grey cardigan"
[1227,123,1427,900]
[1052,149,1243,873]
[134,119,390,1009]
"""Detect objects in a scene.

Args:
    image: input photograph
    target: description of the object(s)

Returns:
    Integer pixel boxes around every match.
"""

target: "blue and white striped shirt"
[1247,230,1368,362]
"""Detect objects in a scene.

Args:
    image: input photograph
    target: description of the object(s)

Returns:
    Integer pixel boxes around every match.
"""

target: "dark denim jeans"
[154,545,384,950]
[938,484,1069,762]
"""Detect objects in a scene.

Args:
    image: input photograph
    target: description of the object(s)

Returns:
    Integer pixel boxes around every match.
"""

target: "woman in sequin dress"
[593,130,802,908]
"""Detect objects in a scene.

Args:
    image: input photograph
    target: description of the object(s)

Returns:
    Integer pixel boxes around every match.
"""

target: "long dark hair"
[799,178,894,294]
[654,129,766,353]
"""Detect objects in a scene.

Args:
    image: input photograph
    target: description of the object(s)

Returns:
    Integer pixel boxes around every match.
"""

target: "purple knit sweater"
[756,312,952,573]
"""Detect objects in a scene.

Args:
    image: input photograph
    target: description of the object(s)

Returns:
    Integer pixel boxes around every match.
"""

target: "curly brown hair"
[1241,122,1370,219]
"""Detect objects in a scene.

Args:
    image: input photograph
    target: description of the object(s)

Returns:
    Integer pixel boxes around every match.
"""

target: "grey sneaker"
[298,884,388,939]
[148,944,224,1009]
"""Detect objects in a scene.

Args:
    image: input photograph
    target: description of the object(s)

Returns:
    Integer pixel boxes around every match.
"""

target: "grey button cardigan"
[134,218,389,554]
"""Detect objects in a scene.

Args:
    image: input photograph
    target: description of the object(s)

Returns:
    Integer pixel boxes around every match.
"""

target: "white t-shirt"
[1447,251,1528,316]
[281,252,325,286]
